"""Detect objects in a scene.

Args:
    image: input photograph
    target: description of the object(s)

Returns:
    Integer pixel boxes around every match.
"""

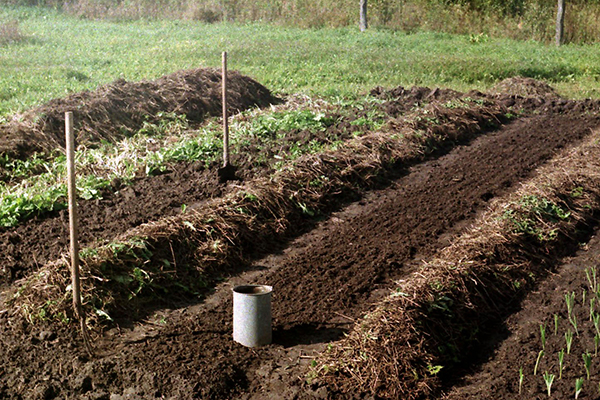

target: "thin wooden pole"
[65,112,93,355]
[222,51,229,168]
[65,112,82,319]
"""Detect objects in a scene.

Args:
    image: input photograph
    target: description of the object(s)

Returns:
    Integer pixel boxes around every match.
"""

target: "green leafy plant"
[566,329,574,354]
[583,352,592,380]
[543,371,555,397]
[576,377,584,399]
[518,367,524,395]
[559,349,565,380]
[534,350,544,376]
[586,266,598,294]
[540,323,547,350]
[566,291,576,319]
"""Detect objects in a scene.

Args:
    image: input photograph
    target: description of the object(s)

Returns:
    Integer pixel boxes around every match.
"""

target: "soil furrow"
[442,229,600,400]
[79,112,600,399]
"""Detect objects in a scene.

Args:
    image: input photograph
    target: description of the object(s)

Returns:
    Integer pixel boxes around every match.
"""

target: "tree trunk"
[556,0,565,46]
[360,0,368,32]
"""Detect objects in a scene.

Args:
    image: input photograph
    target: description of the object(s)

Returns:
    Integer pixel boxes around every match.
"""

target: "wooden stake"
[222,51,229,168]
[65,112,93,356]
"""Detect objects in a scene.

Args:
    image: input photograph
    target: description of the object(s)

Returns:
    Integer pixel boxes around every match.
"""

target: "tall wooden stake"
[65,112,93,355]
[222,51,229,168]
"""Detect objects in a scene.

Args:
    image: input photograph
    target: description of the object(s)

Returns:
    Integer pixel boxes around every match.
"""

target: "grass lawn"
[2,5,600,117]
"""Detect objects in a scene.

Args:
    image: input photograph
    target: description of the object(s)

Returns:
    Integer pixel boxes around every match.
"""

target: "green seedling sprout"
[559,349,565,379]
[540,323,547,350]
[575,377,584,399]
[594,312,600,337]
[543,371,555,397]
[566,291,576,318]
[534,350,544,376]
[571,314,579,336]
[595,335,599,357]
[591,297,596,321]
[518,367,524,395]
[555,314,560,335]
[586,266,598,293]
[566,329,574,354]
[583,352,592,380]
[583,289,587,305]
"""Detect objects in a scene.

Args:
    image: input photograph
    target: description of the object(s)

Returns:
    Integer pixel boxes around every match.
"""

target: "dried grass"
[6,97,508,326]
[318,129,600,399]
[0,20,24,45]
[0,68,280,159]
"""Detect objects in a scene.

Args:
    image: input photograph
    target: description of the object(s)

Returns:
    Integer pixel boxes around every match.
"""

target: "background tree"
[556,0,565,46]
[360,0,368,31]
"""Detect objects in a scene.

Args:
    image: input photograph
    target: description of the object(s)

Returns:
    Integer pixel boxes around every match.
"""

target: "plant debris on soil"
[0,68,281,160]
[2,75,600,399]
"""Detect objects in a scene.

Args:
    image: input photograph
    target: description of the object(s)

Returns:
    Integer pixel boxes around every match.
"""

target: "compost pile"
[0,68,280,159]
[2,75,600,400]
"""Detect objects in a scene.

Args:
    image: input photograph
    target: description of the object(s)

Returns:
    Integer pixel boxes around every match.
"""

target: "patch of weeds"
[503,195,571,241]
[137,112,189,137]
[236,110,335,140]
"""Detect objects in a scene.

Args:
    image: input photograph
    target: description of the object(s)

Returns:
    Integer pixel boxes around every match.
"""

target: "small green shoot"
[583,352,592,380]
[575,377,584,399]
[571,314,579,336]
[566,291,576,318]
[595,335,599,357]
[540,323,547,351]
[534,350,544,376]
[519,367,524,395]
[566,329,574,354]
[594,312,600,337]
[586,266,598,294]
[543,371,555,397]
[559,349,565,380]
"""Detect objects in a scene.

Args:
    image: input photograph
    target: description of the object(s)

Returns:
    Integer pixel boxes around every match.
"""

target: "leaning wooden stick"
[65,112,93,356]
[222,51,229,168]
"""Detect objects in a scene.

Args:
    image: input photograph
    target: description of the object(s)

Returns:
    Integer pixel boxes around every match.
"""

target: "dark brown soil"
[0,68,281,159]
[2,89,599,399]
[443,230,600,400]
[0,106,369,286]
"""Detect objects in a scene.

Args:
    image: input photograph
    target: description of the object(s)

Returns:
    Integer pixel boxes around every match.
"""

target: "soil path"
[443,229,600,400]
[83,112,599,399]
[1,111,599,399]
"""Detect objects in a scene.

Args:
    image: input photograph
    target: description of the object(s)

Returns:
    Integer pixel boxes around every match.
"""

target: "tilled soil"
[1,107,598,399]
[443,230,600,400]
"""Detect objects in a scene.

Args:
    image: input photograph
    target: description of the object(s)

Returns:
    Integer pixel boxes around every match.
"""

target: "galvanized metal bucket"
[232,285,272,347]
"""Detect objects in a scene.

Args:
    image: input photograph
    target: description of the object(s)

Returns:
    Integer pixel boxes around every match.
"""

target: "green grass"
[2,6,600,118]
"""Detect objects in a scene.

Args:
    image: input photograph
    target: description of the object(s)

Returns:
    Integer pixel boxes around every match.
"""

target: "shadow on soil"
[273,323,349,348]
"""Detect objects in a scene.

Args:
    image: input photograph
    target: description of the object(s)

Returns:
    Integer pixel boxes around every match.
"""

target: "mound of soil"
[490,76,559,98]
[370,85,463,117]
[0,68,281,159]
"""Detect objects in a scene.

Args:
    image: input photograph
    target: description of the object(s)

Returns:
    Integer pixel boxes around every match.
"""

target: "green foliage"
[237,110,335,139]
[3,6,600,118]
[503,195,571,241]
